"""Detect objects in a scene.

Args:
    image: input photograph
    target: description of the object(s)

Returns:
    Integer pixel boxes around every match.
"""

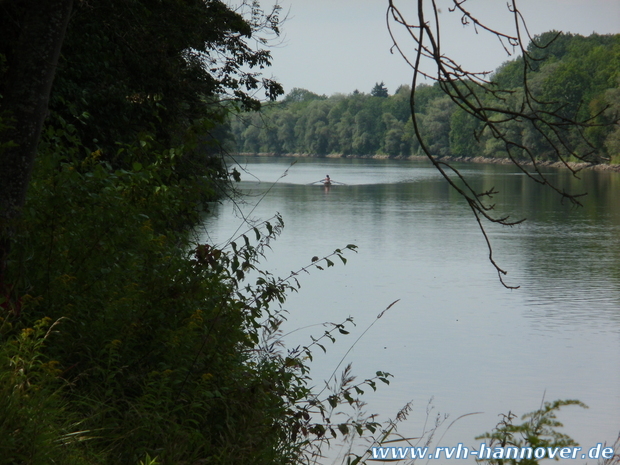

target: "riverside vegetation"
[231,32,620,164]
[0,1,617,463]
[0,1,388,463]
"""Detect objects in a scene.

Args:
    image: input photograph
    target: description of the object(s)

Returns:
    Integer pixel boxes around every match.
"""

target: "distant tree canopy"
[232,84,416,156]
[371,81,389,98]
[232,32,620,162]
[283,88,327,103]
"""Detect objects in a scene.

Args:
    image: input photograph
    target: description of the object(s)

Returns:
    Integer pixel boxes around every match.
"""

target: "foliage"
[0,317,83,465]
[0,1,397,462]
[0,114,394,463]
[476,399,588,465]
[231,84,414,156]
[44,0,284,157]
[0,1,601,463]
[0,0,284,279]
[231,32,619,162]
[0,0,285,195]
[342,399,590,465]
[371,82,389,98]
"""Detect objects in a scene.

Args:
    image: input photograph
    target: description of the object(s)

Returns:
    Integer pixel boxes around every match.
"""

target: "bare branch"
[387,0,615,287]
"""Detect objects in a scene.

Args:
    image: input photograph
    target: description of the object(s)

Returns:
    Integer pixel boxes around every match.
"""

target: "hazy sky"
[262,0,620,97]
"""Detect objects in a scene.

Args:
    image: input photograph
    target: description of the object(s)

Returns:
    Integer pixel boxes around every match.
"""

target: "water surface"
[201,156,620,463]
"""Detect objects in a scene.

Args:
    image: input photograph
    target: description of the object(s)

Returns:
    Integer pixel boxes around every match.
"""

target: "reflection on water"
[201,156,620,463]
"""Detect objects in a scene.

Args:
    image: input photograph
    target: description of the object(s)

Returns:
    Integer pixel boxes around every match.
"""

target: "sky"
[259,0,620,98]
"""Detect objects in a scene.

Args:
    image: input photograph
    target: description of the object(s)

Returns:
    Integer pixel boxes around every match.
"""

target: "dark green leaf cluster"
[0,0,284,163]
[0,2,396,462]
[371,82,389,98]
[0,122,383,463]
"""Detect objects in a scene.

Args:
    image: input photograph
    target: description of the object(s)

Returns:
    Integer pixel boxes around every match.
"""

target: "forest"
[231,32,620,164]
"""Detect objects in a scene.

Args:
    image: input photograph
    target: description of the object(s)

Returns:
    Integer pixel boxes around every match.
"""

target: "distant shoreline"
[235,152,620,173]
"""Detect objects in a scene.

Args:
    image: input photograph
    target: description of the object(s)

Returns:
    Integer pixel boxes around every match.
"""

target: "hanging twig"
[386,0,616,287]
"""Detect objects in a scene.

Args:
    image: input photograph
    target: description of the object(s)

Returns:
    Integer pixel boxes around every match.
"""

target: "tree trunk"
[0,0,74,277]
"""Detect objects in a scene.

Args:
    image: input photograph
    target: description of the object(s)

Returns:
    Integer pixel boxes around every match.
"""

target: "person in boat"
[323,174,331,186]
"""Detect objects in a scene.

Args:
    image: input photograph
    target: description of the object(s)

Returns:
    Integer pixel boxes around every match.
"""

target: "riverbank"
[236,152,620,173]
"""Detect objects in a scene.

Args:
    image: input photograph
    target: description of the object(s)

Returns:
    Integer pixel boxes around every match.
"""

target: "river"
[200,156,620,463]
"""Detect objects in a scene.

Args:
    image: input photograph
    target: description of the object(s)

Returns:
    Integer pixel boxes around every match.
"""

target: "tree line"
[231,31,620,163]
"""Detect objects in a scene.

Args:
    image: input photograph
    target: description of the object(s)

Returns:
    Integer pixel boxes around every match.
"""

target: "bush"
[1,125,384,464]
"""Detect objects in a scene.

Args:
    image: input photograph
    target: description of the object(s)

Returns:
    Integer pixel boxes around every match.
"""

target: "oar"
[307,179,325,185]
[330,180,347,185]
